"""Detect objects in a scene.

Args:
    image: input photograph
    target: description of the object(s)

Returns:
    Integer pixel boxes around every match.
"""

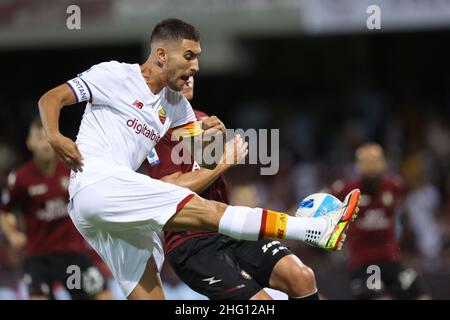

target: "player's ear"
[155,47,167,65]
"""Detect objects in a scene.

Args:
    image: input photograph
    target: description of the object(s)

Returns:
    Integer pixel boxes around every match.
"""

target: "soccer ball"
[296,193,343,218]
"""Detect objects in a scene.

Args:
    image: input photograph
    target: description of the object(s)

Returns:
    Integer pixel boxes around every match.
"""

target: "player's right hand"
[48,133,84,172]
[220,134,248,167]
[199,116,226,138]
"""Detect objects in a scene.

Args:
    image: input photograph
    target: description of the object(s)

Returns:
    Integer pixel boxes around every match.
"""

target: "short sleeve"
[169,96,202,138]
[66,61,121,105]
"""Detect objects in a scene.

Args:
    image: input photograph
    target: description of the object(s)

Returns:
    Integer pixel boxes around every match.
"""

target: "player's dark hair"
[150,18,200,48]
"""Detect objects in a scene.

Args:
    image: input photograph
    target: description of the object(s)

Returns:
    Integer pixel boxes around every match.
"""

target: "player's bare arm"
[179,115,227,170]
[161,135,248,193]
[0,211,27,250]
[199,115,226,140]
[38,84,84,172]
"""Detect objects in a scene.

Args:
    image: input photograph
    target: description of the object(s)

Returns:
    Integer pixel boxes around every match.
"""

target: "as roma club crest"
[158,108,167,124]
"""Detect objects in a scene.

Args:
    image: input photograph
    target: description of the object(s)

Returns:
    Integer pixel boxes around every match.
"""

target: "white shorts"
[67,168,195,297]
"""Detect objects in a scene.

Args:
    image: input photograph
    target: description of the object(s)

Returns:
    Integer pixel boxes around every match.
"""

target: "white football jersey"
[66,61,199,198]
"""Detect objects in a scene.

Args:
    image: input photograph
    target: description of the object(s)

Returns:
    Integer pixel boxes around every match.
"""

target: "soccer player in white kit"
[38,18,361,299]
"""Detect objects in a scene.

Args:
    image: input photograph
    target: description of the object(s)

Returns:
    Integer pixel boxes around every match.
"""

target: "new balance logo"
[202,277,222,285]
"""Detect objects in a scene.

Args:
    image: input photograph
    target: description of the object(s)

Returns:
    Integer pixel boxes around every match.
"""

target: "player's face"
[164,39,201,91]
[27,126,56,162]
[181,76,194,101]
[356,148,386,178]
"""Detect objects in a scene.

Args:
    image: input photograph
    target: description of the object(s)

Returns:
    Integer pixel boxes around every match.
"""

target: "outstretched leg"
[164,189,360,251]
[70,170,359,300]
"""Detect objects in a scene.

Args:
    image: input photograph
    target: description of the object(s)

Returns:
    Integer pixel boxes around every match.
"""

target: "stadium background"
[0,0,449,299]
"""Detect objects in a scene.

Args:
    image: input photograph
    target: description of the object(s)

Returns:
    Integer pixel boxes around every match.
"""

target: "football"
[296,193,343,218]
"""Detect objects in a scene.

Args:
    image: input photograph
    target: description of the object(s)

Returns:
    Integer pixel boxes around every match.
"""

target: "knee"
[285,264,317,297]
[176,196,227,231]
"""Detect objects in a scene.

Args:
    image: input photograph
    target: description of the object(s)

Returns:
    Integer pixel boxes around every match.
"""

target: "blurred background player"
[147,76,320,300]
[0,226,26,299]
[402,152,443,271]
[331,142,430,300]
[0,117,112,300]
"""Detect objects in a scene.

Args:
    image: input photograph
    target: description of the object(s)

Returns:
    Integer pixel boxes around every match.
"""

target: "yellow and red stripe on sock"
[258,209,288,239]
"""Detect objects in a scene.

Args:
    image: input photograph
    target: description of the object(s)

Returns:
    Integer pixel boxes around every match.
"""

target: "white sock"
[218,206,329,242]
[285,215,328,241]
[218,206,262,241]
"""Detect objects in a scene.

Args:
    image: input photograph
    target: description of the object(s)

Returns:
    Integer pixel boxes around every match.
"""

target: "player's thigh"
[23,255,53,299]
[267,254,317,296]
[167,235,263,300]
[71,169,195,232]
[69,171,169,298]
[128,256,164,300]
[69,224,164,298]
[232,239,292,288]
[163,195,227,232]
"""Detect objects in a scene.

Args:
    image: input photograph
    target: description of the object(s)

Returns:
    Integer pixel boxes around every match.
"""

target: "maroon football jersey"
[331,175,404,268]
[2,160,87,255]
[146,110,229,253]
